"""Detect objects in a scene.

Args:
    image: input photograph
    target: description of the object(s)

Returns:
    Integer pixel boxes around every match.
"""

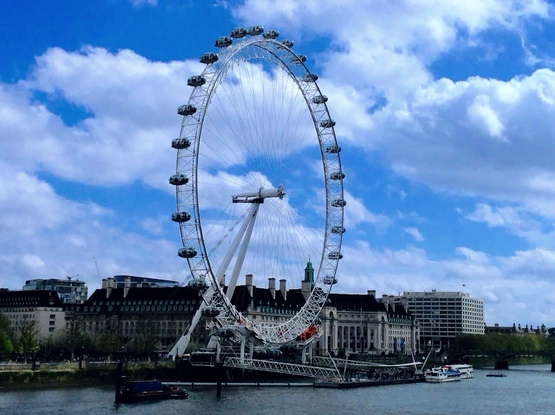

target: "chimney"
[382,294,389,311]
[367,290,376,298]
[279,279,287,301]
[245,274,253,297]
[124,276,131,298]
[268,277,276,300]
[106,277,114,298]
[102,279,108,289]
[401,297,408,310]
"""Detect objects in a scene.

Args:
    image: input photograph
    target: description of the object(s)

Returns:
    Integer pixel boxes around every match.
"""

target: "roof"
[84,286,201,304]
[0,290,64,308]
[230,286,307,312]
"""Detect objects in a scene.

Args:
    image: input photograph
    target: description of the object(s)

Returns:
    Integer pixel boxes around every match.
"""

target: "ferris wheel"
[170,26,345,346]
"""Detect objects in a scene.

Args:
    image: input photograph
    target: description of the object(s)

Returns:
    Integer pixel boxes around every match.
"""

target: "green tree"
[0,312,13,359]
[63,313,87,360]
[16,317,40,363]
[97,317,123,357]
[128,318,161,355]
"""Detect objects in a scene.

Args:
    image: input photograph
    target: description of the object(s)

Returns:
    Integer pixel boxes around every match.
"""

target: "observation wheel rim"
[174,34,345,344]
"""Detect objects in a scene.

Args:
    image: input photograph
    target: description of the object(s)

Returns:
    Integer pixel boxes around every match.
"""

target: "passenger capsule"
[171,138,191,149]
[325,144,341,154]
[188,278,208,289]
[331,225,346,234]
[323,275,338,285]
[200,52,218,64]
[187,75,206,87]
[280,39,294,48]
[214,36,233,48]
[171,211,191,223]
[330,172,345,181]
[312,95,328,104]
[302,73,318,82]
[178,247,197,258]
[177,104,197,116]
[328,251,343,260]
[230,27,247,39]
[262,29,279,39]
[169,174,189,186]
[247,26,264,36]
[291,54,307,64]
[320,119,336,128]
[331,198,346,208]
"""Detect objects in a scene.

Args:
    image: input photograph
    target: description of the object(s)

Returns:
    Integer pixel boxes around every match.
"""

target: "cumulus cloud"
[404,227,424,242]
[128,0,157,6]
[7,46,200,189]
[343,190,392,232]
[335,241,554,324]
[0,47,198,290]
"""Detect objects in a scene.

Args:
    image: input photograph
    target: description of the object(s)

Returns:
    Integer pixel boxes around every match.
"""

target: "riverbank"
[0,361,178,390]
[1,356,551,390]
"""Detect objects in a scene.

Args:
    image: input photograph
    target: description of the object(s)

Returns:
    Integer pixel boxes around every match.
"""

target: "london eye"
[169,26,345,349]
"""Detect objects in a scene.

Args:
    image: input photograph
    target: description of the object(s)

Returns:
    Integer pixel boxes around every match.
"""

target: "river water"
[1,365,553,415]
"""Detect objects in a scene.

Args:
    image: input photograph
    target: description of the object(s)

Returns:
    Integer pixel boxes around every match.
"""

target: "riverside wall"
[0,361,179,390]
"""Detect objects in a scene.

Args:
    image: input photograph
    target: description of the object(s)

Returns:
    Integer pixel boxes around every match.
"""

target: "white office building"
[388,290,484,349]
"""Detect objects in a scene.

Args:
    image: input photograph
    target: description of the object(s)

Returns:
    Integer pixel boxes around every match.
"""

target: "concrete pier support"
[495,360,509,370]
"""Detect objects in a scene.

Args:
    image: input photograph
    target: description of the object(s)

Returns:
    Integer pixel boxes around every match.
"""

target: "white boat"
[447,364,474,379]
[424,366,461,383]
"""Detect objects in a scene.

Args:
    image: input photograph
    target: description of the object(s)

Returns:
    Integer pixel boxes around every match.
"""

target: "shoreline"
[1,358,550,390]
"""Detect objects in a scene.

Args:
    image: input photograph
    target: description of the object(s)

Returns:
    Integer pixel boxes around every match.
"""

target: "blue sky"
[2,0,555,327]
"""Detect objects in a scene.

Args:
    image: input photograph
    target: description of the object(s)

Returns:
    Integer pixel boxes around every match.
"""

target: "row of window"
[92,299,198,306]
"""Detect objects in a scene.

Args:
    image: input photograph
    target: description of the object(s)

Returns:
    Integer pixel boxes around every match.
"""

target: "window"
[50,314,56,319]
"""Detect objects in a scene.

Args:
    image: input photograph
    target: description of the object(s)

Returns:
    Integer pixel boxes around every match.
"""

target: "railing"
[224,357,340,379]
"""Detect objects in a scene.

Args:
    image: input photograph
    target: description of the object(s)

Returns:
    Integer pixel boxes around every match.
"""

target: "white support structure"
[168,284,216,357]
[224,357,340,380]
[311,356,423,370]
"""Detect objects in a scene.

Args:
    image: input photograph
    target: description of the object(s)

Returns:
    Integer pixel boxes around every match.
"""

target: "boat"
[445,364,474,379]
[424,366,461,383]
[314,375,425,388]
[118,380,189,403]
[486,371,507,377]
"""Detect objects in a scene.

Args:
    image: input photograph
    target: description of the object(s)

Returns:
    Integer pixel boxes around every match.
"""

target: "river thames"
[1,365,553,414]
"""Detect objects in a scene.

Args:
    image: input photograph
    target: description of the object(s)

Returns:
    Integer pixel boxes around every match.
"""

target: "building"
[318,290,419,357]
[78,269,419,357]
[485,323,547,335]
[23,277,88,304]
[80,277,202,352]
[388,290,484,349]
[0,290,66,337]
[111,275,180,289]
[230,270,419,356]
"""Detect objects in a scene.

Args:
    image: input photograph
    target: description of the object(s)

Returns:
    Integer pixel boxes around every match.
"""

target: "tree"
[97,317,123,357]
[63,313,87,360]
[128,318,161,355]
[16,317,40,363]
[0,312,13,359]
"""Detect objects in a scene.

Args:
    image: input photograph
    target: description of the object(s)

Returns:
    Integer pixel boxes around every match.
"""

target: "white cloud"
[343,190,392,231]
[334,241,554,324]
[404,227,424,242]
[3,46,200,189]
[466,95,506,141]
[128,0,157,6]
[466,204,522,228]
